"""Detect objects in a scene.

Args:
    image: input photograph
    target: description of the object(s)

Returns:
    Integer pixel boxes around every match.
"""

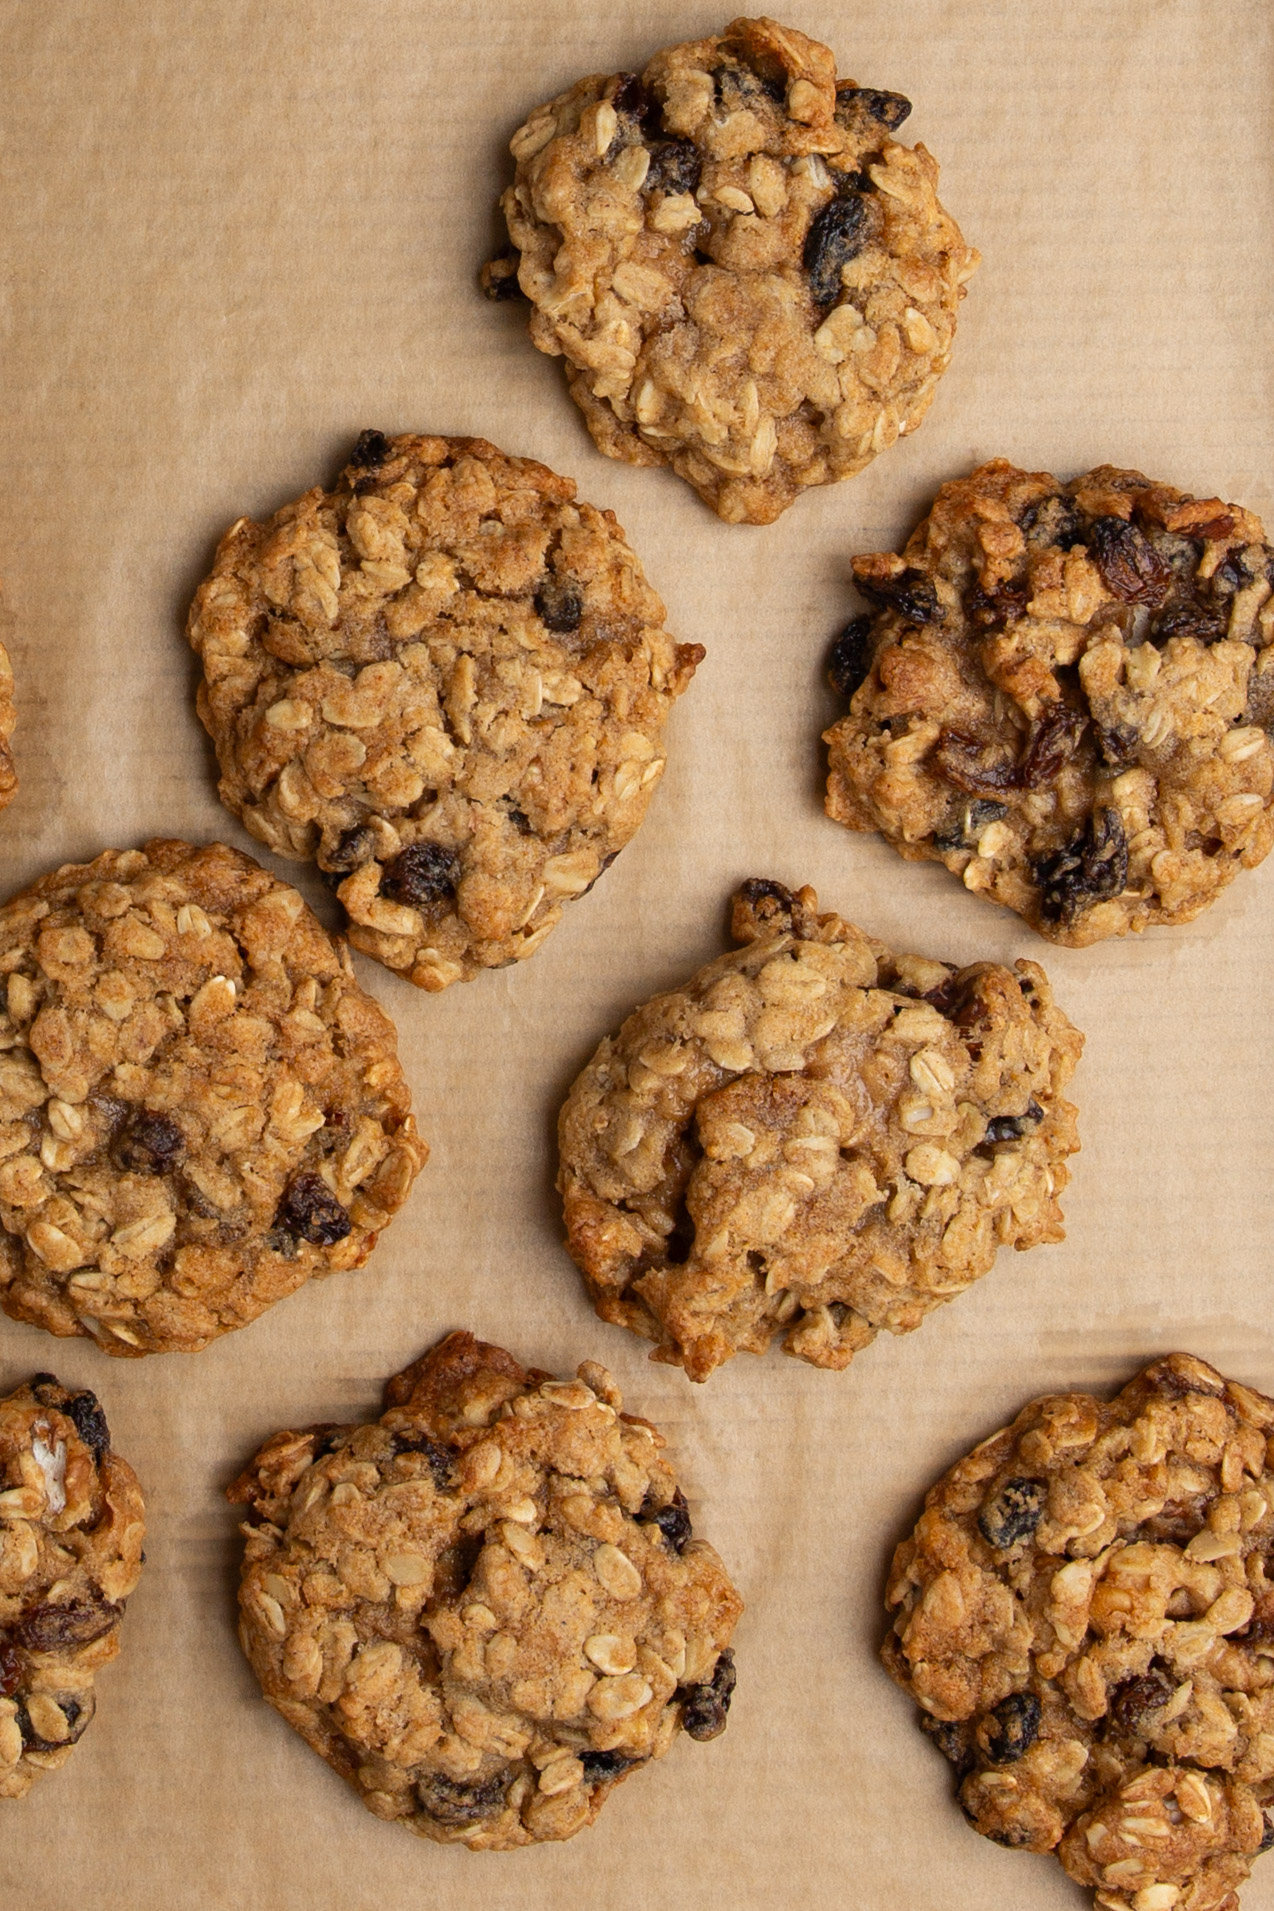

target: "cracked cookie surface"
[884,1354,1274,1911]
[824,461,1274,945]
[557,880,1081,1382]
[189,432,701,990]
[0,1373,144,1799]
[229,1330,742,1849]
[0,839,426,1355]
[484,16,978,524]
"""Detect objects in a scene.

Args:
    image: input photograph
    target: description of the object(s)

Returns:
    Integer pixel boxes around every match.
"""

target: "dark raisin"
[983,1822,1036,1848]
[828,615,875,699]
[610,72,648,120]
[1260,1812,1274,1855]
[274,1174,351,1247]
[1094,722,1139,769]
[834,83,912,131]
[735,877,796,917]
[1088,517,1170,606]
[932,730,1017,797]
[977,1479,1047,1550]
[1212,550,1252,594]
[11,1597,121,1653]
[20,1694,88,1750]
[920,1713,974,1776]
[351,430,390,469]
[0,1642,20,1698]
[581,1749,639,1783]
[855,566,941,625]
[982,1101,1044,1146]
[679,1648,736,1741]
[1108,1665,1176,1736]
[534,575,583,633]
[65,1390,111,1463]
[641,1486,692,1553]
[803,193,870,308]
[479,250,523,301]
[1035,807,1128,924]
[391,1433,454,1490]
[963,580,1029,631]
[323,823,377,874]
[933,798,1010,853]
[647,137,702,197]
[1151,600,1228,646]
[504,805,532,834]
[982,1691,1041,1764]
[1017,706,1087,789]
[416,1772,508,1825]
[111,1108,184,1177]
[379,843,459,909]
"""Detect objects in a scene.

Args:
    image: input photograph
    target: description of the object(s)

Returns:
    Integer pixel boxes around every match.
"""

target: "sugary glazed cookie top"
[884,1354,1274,1911]
[557,879,1082,1382]
[0,1372,145,1800]
[189,432,702,991]
[229,1331,742,1849]
[485,16,978,523]
[0,839,426,1355]
[824,461,1274,946]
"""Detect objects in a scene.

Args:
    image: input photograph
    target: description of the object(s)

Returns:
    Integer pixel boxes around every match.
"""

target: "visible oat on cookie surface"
[884,1355,1274,1911]
[557,880,1082,1382]
[188,433,702,990]
[0,1373,144,1799]
[0,839,426,1355]
[483,16,978,524]
[229,1331,742,1849]
[824,461,1274,945]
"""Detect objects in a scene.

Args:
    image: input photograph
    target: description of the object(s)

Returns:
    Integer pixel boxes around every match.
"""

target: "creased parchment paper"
[0,2,1271,1906]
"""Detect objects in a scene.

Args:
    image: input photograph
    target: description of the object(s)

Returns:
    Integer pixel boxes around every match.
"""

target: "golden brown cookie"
[0,839,426,1355]
[0,1372,144,1798]
[229,1331,742,1848]
[188,432,702,990]
[884,1354,1274,1911]
[484,16,978,523]
[824,461,1274,945]
[557,879,1082,1382]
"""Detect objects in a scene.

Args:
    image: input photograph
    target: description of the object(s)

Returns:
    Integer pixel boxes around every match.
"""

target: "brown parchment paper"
[0,1,1272,1906]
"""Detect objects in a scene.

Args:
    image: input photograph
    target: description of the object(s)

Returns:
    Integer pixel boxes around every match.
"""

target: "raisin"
[1018,493,1086,550]
[920,1713,974,1776]
[646,137,702,197]
[610,72,649,120]
[351,429,390,469]
[65,1390,111,1463]
[323,823,377,874]
[504,805,532,834]
[680,1648,736,1741]
[581,1749,639,1783]
[977,1479,1047,1550]
[112,1108,184,1176]
[534,575,583,633]
[1035,807,1128,924]
[1108,1666,1176,1737]
[641,1486,692,1553]
[391,1433,454,1490]
[828,615,875,699]
[735,877,796,917]
[803,193,870,308]
[932,729,1017,797]
[479,250,523,301]
[1261,1812,1274,1855]
[834,83,912,131]
[1151,600,1228,646]
[1017,706,1087,788]
[274,1174,351,1247]
[0,1643,20,1697]
[1088,517,1170,606]
[12,1597,121,1652]
[1212,550,1252,594]
[1094,722,1139,769]
[983,1691,1040,1764]
[855,566,941,624]
[416,1772,508,1825]
[964,580,1029,630]
[933,797,1010,852]
[379,843,459,909]
[982,1101,1044,1146]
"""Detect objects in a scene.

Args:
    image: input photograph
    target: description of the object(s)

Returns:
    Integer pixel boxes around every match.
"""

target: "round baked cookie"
[228,1330,742,1849]
[0,1372,145,1799]
[483,16,979,524]
[0,839,427,1356]
[824,460,1274,946]
[884,1354,1274,1911]
[557,879,1082,1383]
[189,432,702,991]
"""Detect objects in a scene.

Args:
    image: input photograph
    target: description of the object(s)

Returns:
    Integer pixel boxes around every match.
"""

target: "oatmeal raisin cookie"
[557,879,1081,1382]
[0,1373,144,1799]
[229,1330,742,1848]
[484,17,978,523]
[824,461,1274,945]
[189,432,701,990]
[884,1354,1274,1911]
[0,839,426,1355]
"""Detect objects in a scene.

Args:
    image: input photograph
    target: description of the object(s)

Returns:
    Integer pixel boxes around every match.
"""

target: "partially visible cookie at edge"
[824,460,1274,946]
[557,879,1082,1382]
[484,16,978,524]
[0,839,427,1355]
[883,1354,1274,1911]
[0,1372,145,1798]
[188,432,703,991]
[229,1330,742,1848]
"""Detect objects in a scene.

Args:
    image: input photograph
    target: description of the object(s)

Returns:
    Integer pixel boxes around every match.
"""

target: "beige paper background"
[1,1,1272,1905]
